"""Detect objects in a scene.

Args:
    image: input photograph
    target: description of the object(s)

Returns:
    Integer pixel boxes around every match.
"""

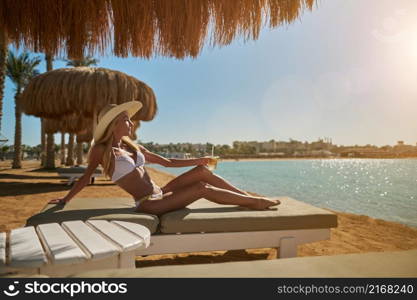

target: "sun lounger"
[68,249,417,278]
[26,196,337,259]
[57,166,103,185]
[0,220,150,277]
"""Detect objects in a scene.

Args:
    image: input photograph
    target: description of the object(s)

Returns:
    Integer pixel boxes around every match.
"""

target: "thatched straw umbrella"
[1,0,316,59]
[21,67,157,124]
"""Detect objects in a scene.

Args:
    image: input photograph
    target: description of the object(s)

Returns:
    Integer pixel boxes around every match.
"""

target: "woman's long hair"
[87,113,139,179]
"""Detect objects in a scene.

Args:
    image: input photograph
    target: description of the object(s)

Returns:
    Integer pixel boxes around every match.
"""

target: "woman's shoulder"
[86,144,106,165]
[122,141,140,153]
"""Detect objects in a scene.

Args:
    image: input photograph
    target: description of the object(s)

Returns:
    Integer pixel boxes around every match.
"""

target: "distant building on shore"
[138,138,417,159]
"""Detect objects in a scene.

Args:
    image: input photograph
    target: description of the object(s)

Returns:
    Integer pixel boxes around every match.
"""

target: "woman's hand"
[48,198,68,205]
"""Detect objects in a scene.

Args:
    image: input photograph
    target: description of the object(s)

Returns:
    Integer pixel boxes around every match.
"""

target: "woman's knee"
[193,165,212,176]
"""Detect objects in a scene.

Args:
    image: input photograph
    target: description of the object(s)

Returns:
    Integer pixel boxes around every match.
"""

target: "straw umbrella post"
[66,133,75,166]
[44,116,92,166]
[60,132,65,165]
[76,139,83,166]
[76,129,95,166]
[76,132,91,166]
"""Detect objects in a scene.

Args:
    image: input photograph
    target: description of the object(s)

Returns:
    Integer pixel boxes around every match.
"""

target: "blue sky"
[2,0,417,147]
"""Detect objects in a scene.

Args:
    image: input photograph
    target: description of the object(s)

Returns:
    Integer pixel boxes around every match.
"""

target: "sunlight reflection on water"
[150,159,417,227]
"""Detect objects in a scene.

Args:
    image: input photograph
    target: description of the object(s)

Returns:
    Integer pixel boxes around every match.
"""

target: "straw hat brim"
[93,101,142,141]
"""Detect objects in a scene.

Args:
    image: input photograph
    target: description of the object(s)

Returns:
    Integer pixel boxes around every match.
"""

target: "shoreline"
[220,157,417,162]
[1,160,416,264]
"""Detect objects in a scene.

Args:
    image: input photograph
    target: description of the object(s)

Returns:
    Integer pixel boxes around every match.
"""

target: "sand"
[1,160,416,267]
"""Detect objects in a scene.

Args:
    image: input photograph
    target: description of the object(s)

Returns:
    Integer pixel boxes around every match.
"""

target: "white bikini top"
[111,147,146,182]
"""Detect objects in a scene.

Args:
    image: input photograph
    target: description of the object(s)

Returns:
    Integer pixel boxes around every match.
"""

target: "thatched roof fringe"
[1,0,316,59]
[44,115,92,134]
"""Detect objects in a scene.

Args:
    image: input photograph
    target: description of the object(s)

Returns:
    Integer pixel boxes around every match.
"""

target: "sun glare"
[410,32,417,63]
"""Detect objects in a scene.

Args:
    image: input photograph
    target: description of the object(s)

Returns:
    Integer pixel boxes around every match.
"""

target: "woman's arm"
[49,145,104,204]
[138,145,210,167]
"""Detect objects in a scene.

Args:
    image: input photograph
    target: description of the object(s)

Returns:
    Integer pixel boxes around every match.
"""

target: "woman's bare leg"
[161,165,250,195]
[137,181,279,215]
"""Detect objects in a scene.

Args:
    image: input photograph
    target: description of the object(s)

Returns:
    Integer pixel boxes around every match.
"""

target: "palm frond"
[6,51,41,91]
[65,56,99,67]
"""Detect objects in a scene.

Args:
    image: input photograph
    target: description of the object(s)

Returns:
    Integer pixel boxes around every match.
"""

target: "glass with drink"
[206,145,218,171]
[207,156,219,171]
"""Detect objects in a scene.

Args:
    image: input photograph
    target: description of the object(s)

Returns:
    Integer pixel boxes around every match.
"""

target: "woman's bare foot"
[245,197,281,210]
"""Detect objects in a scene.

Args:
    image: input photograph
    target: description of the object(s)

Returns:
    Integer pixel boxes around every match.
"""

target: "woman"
[49,101,280,215]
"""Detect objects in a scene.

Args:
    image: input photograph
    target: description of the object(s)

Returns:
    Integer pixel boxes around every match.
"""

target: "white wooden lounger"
[25,197,337,260]
[138,229,327,258]
[0,220,150,277]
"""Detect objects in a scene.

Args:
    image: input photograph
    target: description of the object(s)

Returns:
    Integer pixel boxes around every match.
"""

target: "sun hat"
[93,101,143,141]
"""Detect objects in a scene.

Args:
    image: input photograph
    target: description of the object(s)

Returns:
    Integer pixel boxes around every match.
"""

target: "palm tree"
[6,51,41,168]
[44,53,55,169]
[0,30,7,134]
[65,56,99,67]
[0,144,10,160]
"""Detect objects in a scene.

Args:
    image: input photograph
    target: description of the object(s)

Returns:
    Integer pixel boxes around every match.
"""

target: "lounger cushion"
[25,197,159,234]
[26,196,336,235]
[57,166,102,174]
[160,197,337,234]
[70,250,417,278]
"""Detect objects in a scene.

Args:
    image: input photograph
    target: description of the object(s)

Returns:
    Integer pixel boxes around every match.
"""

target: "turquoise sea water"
[149,159,417,228]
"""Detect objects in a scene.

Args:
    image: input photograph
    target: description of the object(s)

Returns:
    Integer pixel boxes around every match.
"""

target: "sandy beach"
[1,160,416,267]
